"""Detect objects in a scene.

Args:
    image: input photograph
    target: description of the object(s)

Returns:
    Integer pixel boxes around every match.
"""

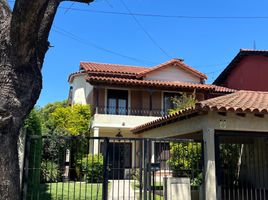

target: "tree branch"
[10,0,93,66]
[37,0,60,69]
[10,0,50,64]
[0,0,11,18]
[36,0,94,68]
[0,0,11,34]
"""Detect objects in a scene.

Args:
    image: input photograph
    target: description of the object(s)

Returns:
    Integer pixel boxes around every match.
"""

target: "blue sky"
[8,0,268,106]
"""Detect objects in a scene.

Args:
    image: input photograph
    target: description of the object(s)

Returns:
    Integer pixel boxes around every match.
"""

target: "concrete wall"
[222,55,268,91]
[144,65,201,83]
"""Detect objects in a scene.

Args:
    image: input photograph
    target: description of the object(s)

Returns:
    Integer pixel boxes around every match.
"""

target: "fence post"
[143,139,152,200]
[102,138,110,200]
[148,139,152,200]
[143,139,148,200]
[21,135,30,200]
[139,140,143,199]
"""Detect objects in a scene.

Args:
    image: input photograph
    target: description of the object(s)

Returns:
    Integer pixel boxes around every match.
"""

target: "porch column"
[93,127,99,155]
[203,128,217,200]
[151,141,155,163]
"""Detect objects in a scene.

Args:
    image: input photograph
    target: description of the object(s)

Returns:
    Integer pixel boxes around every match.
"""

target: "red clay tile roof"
[80,61,148,75]
[86,76,235,92]
[139,59,207,79]
[132,90,268,133]
[79,59,207,79]
[213,49,268,85]
[197,90,268,112]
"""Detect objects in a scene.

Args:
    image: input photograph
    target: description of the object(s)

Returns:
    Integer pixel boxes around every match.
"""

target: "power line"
[119,0,171,59]
[58,6,268,20]
[7,0,268,20]
[52,26,157,65]
[64,2,75,14]
[52,26,230,69]
[104,0,113,8]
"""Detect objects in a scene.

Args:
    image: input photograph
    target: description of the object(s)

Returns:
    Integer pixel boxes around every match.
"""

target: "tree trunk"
[0,0,93,199]
[0,58,42,200]
[0,132,20,200]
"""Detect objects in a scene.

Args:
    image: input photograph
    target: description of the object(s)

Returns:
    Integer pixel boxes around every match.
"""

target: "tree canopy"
[24,101,92,136]
[50,103,91,136]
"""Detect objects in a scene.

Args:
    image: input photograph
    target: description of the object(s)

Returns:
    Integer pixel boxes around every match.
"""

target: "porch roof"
[86,76,235,92]
[132,90,268,134]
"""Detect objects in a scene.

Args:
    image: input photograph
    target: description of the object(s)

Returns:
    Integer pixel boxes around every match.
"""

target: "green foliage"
[168,91,197,114]
[220,143,242,186]
[131,168,143,188]
[167,92,201,186]
[50,104,91,136]
[24,108,42,135]
[77,154,104,183]
[168,142,202,187]
[40,161,60,183]
[38,100,68,134]
[191,172,203,188]
[23,108,43,199]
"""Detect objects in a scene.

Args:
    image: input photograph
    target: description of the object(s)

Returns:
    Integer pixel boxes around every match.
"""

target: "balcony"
[94,106,167,117]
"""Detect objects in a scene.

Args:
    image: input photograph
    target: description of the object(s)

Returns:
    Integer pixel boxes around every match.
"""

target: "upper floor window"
[107,89,128,115]
[163,92,181,114]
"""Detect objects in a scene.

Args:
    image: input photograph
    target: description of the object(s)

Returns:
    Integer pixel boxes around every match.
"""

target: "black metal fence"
[22,136,203,200]
[216,134,268,200]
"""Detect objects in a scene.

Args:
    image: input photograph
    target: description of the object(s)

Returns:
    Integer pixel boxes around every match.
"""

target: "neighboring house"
[68,58,234,177]
[214,49,268,91]
[132,90,268,199]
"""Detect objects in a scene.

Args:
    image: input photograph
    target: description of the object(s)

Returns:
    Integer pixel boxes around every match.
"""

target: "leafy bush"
[131,168,143,188]
[78,154,104,183]
[168,142,201,179]
[169,91,197,114]
[40,161,60,183]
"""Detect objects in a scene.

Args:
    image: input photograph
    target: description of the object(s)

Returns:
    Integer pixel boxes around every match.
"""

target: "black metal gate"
[22,135,203,200]
[216,133,268,200]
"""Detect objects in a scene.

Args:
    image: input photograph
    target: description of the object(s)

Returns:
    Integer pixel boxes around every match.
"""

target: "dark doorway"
[215,132,268,200]
[102,142,132,179]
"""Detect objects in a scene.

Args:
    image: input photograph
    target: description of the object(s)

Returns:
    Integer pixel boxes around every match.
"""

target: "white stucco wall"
[70,74,93,105]
[144,65,201,83]
[91,114,159,138]
[92,114,159,129]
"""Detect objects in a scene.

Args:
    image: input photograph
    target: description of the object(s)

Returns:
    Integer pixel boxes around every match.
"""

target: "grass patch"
[38,182,105,200]
[131,182,163,200]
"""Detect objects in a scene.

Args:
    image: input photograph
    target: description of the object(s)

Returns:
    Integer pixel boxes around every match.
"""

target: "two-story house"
[68,58,235,178]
